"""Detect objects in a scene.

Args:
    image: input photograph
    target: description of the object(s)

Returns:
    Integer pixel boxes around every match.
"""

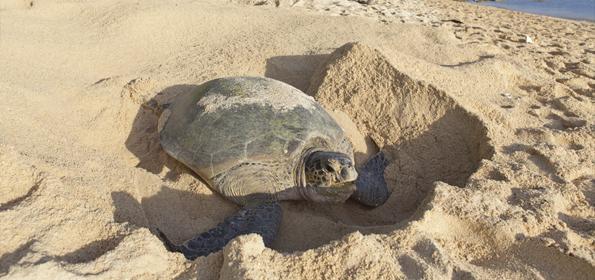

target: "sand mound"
[309,42,493,224]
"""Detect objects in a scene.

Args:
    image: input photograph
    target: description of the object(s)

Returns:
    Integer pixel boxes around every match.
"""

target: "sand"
[0,0,593,279]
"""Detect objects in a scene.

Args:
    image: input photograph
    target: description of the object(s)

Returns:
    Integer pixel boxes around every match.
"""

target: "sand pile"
[310,42,493,219]
[0,0,593,279]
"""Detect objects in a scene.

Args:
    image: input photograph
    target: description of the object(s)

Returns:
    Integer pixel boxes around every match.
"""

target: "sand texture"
[1,0,593,279]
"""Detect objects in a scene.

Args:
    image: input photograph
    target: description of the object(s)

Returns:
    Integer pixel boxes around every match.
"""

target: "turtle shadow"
[124,84,201,180]
[111,187,236,245]
[111,187,365,253]
[265,54,329,93]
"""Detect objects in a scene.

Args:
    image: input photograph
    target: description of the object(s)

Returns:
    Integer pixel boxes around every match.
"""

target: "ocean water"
[473,0,595,21]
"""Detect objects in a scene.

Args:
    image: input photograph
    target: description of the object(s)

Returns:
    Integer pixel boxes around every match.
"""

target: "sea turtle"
[156,76,389,260]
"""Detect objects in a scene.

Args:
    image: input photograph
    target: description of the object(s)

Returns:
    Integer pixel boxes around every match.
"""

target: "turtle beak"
[336,166,357,183]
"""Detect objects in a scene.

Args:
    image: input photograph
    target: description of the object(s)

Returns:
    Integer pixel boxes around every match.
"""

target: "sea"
[472,0,595,22]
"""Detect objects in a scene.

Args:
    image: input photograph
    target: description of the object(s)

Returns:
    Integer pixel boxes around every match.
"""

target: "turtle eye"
[327,159,342,173]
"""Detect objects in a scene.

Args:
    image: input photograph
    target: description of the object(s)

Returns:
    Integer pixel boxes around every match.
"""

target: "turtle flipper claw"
[351,151,390,207]
[156,202,282,260]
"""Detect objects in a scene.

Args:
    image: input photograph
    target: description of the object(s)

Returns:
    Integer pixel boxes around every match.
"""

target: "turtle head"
[304,151,357,188]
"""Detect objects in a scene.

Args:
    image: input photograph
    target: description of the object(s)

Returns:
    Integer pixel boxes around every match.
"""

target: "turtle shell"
[159,77,347,185]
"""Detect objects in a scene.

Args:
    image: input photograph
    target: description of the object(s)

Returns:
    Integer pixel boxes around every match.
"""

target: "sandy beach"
[0,0,593,279]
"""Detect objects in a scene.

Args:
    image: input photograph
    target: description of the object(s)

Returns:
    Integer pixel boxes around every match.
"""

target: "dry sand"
[0,0,593,279]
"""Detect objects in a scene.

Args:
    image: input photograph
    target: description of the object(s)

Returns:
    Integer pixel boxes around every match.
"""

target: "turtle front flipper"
[351,151,390,207]
[155,201,282,260]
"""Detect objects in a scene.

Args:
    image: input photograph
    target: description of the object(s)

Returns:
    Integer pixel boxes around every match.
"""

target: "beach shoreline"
[470,0,595,22]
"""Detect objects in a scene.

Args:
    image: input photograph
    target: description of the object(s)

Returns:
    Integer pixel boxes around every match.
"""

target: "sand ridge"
[0,0,593,279]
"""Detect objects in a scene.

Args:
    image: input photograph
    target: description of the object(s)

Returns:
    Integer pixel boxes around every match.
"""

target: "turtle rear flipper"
[156,202,282,260]
[351,151,390,207]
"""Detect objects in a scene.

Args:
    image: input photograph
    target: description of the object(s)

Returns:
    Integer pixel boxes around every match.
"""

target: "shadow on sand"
[123,84,200,178]
[264,54,329,93]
